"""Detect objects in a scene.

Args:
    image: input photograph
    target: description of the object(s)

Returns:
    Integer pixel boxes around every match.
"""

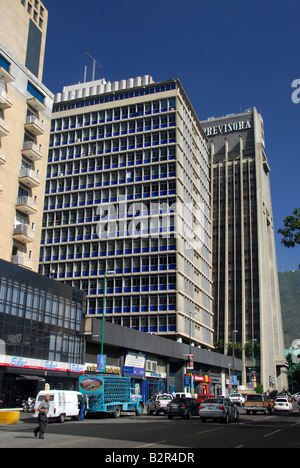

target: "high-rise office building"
[39,76,214,349]
[201,108,287,391]
[0,0,53,272]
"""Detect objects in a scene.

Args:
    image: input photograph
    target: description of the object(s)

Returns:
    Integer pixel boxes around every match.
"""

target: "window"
[27,81,45,104]
[25,20,42,77]
[0,55,10,72]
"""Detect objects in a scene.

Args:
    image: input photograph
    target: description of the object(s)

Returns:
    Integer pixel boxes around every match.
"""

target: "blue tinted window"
[25,19,42,77]
[27,81,45,103]
[0,55,10,72]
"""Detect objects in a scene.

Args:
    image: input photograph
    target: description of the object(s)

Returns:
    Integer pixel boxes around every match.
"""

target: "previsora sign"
[203,119,252,137]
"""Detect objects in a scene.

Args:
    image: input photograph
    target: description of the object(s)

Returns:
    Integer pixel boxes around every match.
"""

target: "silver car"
[199,397,239,423]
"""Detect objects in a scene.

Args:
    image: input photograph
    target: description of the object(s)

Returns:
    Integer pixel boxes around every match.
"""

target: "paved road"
[1,405,300,450]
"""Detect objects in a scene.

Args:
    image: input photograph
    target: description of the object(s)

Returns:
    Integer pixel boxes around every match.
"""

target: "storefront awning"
[16,375,45,381]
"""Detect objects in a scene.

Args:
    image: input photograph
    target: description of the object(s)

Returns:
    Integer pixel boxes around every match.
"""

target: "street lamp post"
[232,330,238,377]
[187,311,196,395]
[251,338,257,372]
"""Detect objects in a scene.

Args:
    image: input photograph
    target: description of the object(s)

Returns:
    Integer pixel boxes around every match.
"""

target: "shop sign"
[86,363,120,374]
[145,371,166,379]
[122,366,145,377]
[0,354,85,374]
[123,352,146,377]
[124,351,146,369]
[185,375,211,383]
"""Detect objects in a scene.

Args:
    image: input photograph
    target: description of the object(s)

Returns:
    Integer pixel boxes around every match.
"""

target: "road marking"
[196,427,225,435]
[264,429,281,438]
[136,440,166,448]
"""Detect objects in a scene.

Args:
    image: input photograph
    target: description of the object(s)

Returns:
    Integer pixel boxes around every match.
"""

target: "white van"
[33,390,83,423]
[175,392,192,399]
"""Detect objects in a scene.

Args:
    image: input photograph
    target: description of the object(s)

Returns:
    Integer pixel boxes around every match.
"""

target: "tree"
[278,208,300,248]
[285,353,300,394]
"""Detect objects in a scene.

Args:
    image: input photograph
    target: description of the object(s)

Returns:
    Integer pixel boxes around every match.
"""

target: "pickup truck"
[245,394,274,415]
[228,393,246,406]
[147,394,173,415]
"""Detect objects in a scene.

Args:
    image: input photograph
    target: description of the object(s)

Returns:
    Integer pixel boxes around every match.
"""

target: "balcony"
[13,224,34,243]
[0,66,14,84]
[27,97,46,112]
[0,118,9,137]
[11,254,32,270]
[21,141,42,162]
[24,115,45,136]
[19,168,40,188]
[0,87,12,110]
[0,150,6,165]
[16,195,37,215]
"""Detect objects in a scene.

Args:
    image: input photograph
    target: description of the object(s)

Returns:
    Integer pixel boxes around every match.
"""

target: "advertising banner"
[0,354,85,373]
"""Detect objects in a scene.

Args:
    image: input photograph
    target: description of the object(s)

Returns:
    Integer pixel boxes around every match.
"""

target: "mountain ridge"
[278,270,300,346]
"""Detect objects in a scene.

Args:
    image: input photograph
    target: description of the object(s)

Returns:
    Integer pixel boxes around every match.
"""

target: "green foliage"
[285,353,300,393]
[255,383,264,394]
[214,340,260,358]
[278,208,300,248]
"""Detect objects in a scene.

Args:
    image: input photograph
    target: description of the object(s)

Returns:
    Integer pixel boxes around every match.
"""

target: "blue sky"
[42,0,299,272]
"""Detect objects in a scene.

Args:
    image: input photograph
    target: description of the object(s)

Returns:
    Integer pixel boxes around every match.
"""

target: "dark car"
[167,397,200,420]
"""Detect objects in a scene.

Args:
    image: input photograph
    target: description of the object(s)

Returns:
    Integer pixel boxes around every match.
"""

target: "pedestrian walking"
[34,394,50,439]
[78,394,86,421]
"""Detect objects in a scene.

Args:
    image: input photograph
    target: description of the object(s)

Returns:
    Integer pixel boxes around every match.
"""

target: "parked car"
[292,392,300,402]
[228,393,245,406]
[274,397,293,412]
[199,397,239,423]
[167,397,200,420]
[146,393,173,415]
[277,392,292,401]
[197,393,214,403]
[175,392,192,398]
[33,390,84,423]
[245,394,274,415]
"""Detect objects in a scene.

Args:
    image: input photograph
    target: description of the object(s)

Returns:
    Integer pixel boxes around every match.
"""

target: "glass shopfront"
[0,260,85,363]
[0,260,86,407]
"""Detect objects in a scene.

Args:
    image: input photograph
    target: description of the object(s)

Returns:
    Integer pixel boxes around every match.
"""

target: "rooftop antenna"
[85,52,103,81]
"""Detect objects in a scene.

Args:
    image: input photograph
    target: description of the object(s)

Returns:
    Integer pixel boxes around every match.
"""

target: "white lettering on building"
[203,120,252,137]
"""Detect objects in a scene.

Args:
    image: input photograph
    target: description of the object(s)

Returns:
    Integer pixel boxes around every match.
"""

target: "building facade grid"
[39,77,214,349]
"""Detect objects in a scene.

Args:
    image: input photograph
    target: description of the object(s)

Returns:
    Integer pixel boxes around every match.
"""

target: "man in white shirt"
[34,394,50,440]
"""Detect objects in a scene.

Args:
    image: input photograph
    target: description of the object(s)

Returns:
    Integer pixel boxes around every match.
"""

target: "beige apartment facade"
[0,0,48,81]
[0,0,53,271]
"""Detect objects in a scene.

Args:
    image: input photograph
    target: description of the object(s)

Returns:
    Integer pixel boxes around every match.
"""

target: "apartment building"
[201,109,287,391]
[0,0,53,271]
[39,76,214,349]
